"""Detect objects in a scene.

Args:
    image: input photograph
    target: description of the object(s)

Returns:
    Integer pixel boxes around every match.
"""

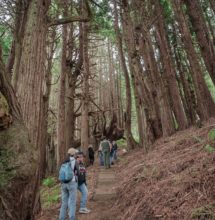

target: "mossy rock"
[0,122,38,188]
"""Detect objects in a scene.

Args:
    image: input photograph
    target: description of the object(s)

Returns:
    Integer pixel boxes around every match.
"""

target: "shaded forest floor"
[36,118,215,220]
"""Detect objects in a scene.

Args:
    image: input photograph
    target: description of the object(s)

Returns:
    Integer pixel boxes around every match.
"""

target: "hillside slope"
[112,118,215,220]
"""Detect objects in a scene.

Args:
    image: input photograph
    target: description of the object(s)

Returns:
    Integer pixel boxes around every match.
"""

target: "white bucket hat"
[67,148,78,156]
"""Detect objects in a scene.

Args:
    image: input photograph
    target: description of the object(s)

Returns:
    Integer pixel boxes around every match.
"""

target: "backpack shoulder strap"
[74,161,80,175]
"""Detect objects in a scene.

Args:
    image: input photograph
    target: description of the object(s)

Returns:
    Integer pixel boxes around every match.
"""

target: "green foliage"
[116,139,127,148]
[42,177,56,188]
[40,177,60,209]
[0,25,12,63]
[204,144,215,153]
[91,0,115,40]
[191,205,215,219]
[208,129,215,141]
[160,0,174,23]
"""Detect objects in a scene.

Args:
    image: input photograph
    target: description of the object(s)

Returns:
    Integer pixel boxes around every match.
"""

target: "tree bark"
[12,0,29,90]
[154,0,188,130]
[172,0,215,121]
[0,43,39,220]
[57,1,68,167]
[113,0,138,149]
[42,26,57,177]
[185,0,215,85]
[121,0,163,148]
[139,30,175,137]
[108,41,116,114]
[81,0,90,161]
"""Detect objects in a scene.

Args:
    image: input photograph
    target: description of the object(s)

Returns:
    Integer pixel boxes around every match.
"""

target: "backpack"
[101,140,110,152]
[58,161,74,183]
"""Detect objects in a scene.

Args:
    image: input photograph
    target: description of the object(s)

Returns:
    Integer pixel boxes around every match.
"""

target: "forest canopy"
[0,0,215,219]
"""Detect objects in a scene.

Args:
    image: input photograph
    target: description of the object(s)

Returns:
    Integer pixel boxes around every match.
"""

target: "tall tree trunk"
[172,0,215,121]
[65,17,84,148]
[65,78,76,148]
[121,0,164,148]
[13,0,51,216]
[81,0,90,160]
[57,1,68,167]
[0,31,39,220]
[154,0,188,130]
[113,0,138,149]
[108,41,116,114]
[174,47,197,125]
[171,22,198,125]
[140,30,175,137]
[42,26,57,176]
[12,0,29,90]
[185,0,215,84]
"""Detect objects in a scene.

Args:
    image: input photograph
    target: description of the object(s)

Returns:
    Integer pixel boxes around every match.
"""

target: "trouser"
[103,151,110,168]
[111,150,117,163]
[99,151,104,166]
[114,150,117,160]
[59,181,77,220]
[78,183,88,209]
[89,158,94,165]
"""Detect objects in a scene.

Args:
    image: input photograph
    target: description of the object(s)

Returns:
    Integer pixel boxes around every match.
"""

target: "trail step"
[94,168,117,201]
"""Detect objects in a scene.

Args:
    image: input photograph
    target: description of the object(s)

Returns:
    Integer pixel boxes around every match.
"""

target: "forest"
[0,0,215,219]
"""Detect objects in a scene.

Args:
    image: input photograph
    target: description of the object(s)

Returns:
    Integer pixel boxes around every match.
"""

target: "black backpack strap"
[74,161,80,175]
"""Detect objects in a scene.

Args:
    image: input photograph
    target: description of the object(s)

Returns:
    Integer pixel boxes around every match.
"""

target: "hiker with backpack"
[76,151,91,214]
[59,148,79,220]
[99,137,112,169]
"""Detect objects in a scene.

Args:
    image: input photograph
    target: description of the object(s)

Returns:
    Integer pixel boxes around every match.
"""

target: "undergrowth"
[204,128,215,153]
[40,177,61,209]
[191,205,215,219]
[116,139,127,148]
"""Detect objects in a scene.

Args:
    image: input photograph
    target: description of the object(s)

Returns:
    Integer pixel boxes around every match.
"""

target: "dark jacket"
[88,147,95,160]
[77,162,86,185]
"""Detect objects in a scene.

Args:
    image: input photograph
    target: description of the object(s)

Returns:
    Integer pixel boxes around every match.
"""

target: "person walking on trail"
[76,152,91,214]
[112,141,118,162]
[88,145,95,165]
[59,148,79,220]
[98,144,104,166]
[110,142,115,165]
[100,137,112,169]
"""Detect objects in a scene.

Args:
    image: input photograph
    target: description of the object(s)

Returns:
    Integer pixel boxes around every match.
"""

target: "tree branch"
[48,16,90,27]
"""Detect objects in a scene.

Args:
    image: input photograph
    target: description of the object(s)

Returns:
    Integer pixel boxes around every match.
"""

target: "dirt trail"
[36,162,120,220]
[77,167,118,220]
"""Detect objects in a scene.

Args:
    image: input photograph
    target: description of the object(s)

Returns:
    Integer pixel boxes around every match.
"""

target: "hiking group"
[58,137,118,220]
[98,137,118,169]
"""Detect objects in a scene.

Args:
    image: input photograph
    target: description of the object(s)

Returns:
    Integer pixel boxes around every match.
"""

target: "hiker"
[99,137,112,169]
[59,148,79,220]
[88,145,95,165]
[98,145,104,166]
[76,151,91,214]
[112,141,118,161]
[110,142,115,165]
